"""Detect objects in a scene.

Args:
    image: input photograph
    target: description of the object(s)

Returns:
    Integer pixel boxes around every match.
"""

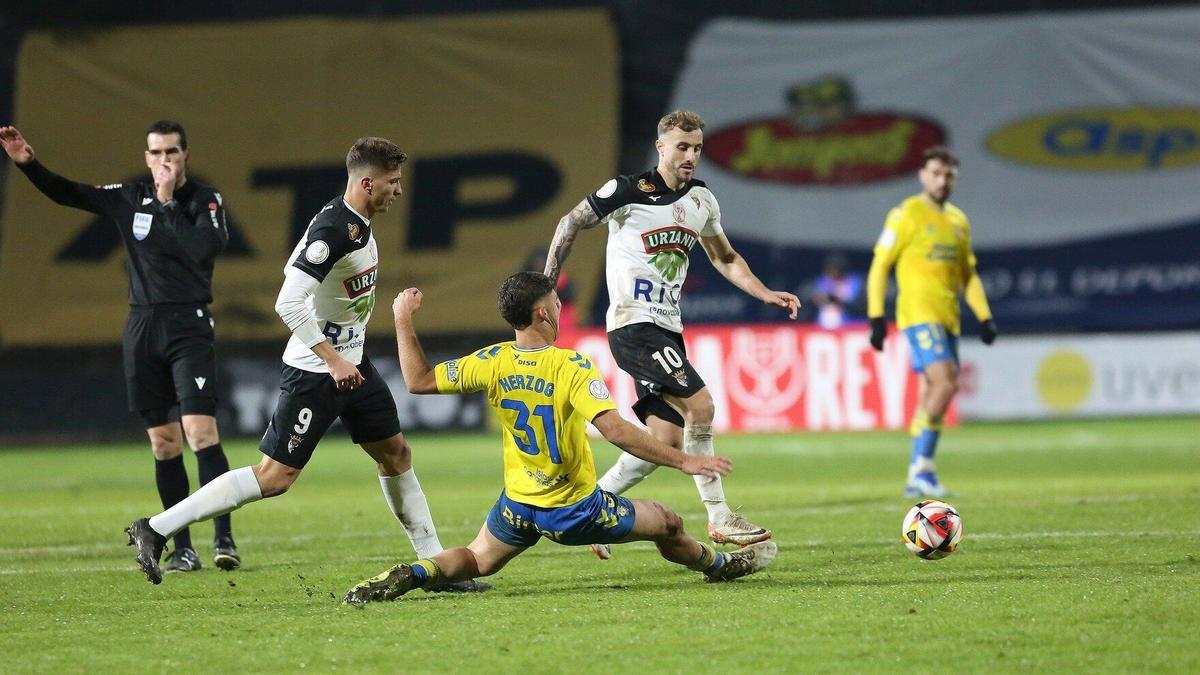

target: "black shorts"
[259,355,402,470]
[607,322,705,427]
[123,305,218,428]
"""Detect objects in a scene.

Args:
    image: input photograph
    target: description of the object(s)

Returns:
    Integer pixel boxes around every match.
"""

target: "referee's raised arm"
[1,125,125,215]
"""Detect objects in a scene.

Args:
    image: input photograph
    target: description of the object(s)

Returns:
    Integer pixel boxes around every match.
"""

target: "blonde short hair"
[657,110,705,136]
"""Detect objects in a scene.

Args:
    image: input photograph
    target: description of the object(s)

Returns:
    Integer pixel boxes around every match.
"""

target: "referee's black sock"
[155,454,193,551]
[195,443,234,544]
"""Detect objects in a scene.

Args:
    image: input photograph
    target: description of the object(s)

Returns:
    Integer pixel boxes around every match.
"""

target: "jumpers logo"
[704,77,946,186]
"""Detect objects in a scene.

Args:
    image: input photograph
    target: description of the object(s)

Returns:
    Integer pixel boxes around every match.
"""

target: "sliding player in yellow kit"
[866,146,997,498]
[343,272,776,603]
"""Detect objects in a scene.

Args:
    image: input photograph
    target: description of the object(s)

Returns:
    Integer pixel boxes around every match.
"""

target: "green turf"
[1,417,1197,673]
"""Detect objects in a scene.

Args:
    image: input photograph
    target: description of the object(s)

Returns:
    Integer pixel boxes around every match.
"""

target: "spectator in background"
[804,252,865,330]
[523,246,579,328]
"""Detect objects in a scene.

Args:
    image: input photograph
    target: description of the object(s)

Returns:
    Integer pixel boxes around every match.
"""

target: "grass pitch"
[1,417,1197,673]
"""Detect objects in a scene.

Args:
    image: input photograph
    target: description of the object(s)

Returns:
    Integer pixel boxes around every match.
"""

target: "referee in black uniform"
[1,121,239,573]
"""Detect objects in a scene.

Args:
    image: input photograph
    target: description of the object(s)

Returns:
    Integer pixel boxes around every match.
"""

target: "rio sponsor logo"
[641,225,698,255]
[987,107,1200,170]
[343,264,378,299]
[705,114,946,185]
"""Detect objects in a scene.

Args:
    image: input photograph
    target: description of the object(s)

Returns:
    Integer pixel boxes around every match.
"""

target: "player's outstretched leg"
[363,434,493,594]
[127,463,265,583]
[621,498,776,583]
[344,524,524,605]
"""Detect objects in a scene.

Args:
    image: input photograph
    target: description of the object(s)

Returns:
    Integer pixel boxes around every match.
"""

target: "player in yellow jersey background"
[866,146,998,498]
[344,272,777,603]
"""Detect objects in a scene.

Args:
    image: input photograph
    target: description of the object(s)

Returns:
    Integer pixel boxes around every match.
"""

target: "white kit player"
[126,137,488,592]
[543,110,800,559]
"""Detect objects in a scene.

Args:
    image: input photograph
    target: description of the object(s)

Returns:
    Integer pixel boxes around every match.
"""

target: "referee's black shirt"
[18,159,228,306]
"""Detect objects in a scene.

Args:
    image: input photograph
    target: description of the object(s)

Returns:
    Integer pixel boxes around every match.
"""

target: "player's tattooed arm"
[544,199,600,282]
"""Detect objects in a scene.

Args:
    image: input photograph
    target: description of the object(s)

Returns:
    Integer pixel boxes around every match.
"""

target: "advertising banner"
[0,347,486,441]
[650,8,1200,331]
[223,354,485,436]
[559,324,931,433]
[958,332,1200,419]
[0,10,616,346]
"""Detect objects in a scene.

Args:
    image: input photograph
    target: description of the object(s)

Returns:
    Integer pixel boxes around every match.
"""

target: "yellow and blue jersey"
[867,194,992,334]
[434,342,617,508]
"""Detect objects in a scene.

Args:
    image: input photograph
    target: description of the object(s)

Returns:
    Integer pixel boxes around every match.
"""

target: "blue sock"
[705,552,727,574]
[911,429,940,463]
[411,563,429,586]
[409,559,442,589]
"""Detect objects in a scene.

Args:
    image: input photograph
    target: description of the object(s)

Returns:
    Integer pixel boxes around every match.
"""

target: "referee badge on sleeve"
[132,212,153,241]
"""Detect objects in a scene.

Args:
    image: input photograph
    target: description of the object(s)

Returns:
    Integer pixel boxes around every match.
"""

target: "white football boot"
[707,512,772,546]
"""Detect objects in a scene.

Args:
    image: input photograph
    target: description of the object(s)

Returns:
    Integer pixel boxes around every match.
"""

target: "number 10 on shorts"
[651,346,684,373]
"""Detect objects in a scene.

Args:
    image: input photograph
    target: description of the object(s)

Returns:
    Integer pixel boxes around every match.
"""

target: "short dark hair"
[145,120,188,150]
[498,271,556,329]
[657,110,705,136]
[346,137,407,174]
[923,145,959,168]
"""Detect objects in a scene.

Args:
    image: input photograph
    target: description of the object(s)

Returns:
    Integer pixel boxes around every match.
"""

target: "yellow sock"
[687,543,718,572]
[412,558,441,587]
[909,412,928,437]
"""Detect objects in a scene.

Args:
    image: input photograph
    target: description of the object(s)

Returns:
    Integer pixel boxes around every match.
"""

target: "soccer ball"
[902,500,963,559]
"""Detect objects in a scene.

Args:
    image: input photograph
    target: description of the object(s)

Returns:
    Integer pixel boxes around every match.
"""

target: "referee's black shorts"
[123,304,218,428]
[607,322,706,427]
